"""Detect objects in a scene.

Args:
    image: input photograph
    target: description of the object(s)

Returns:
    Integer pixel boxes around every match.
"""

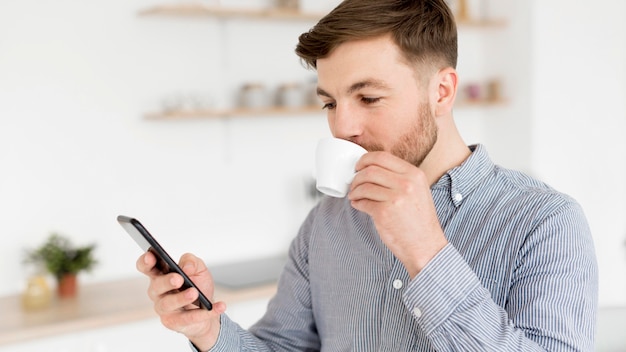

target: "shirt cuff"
[188,314,239,352]
[402,244,482,335]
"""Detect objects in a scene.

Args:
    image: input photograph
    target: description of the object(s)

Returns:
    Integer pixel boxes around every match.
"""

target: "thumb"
[179,253,204,274]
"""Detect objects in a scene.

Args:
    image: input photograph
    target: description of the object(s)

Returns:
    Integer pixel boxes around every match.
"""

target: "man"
[137,0,598,350]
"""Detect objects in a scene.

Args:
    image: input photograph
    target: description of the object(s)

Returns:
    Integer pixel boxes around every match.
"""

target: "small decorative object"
[239,83,270,110]
[276,83,305,109]
[21,266,52,310]
[303,77,320,107]
[456,0,470,21]
[275,0,299,11]
[161,92,183,113]
[486,79,502,102]
[24,234,97,298]
[161,92,214,114]
[465,83,482,101]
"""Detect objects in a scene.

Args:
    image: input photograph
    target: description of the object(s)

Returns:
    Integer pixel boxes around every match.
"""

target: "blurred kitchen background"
[0,0,625,350]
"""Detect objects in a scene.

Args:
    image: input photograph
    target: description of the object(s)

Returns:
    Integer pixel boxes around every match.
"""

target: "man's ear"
[433,67,458,117]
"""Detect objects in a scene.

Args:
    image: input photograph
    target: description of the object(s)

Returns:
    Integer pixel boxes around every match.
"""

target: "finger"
[179,253,200,275]
[355,151,409,173]
[161,300,226,336]
[351,153,414,196]
[209,300,227,315]
[349,182,389,203]
[352,164,394,191]
[174,253,216,306]
[179,253,213,287]
[351,161,410,204]
[147,272,184,301]
[153,288,187,317]
[182,300,226,324]
[136,251,156,274]
[155,286,200,315]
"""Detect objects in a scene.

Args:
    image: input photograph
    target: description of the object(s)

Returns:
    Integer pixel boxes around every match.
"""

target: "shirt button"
[412,307,423,318]
[392,279,403,290]
[453,193,463,202]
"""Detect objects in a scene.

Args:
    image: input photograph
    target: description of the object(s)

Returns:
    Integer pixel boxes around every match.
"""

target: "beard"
[361,101,438,167]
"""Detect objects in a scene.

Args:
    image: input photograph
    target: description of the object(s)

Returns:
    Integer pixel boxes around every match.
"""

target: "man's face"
[316,35,438,167]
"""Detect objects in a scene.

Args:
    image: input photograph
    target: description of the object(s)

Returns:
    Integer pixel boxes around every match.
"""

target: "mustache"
[351,140,384,152]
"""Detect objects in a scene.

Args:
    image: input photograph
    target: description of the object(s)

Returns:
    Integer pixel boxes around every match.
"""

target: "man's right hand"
[136,251,226,351]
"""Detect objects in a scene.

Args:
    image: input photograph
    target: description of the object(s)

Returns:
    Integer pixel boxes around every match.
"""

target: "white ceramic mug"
[315,137,367,198]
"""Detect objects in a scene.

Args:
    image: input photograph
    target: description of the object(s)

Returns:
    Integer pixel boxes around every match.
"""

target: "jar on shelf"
[239,83,270,110]
[21,265,52,311]
[276,83,306,109]
[275,0,299,11]
[486,79,502,102]
[463,82,483,101]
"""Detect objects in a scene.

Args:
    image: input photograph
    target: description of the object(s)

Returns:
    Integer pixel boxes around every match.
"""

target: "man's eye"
[322,102,336,110]
[362,97,381,104]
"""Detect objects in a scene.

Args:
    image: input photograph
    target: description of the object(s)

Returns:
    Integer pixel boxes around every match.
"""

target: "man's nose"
[331,103,362,140]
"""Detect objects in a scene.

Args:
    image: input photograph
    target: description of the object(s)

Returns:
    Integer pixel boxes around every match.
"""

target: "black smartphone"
[117,215,212,310]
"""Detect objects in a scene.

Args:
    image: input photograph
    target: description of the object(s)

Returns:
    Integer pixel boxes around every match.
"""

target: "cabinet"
[139,3,508,120]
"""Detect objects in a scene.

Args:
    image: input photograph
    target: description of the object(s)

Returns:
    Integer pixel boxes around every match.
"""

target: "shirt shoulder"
[458,145,582,215]
[491,164,582,215]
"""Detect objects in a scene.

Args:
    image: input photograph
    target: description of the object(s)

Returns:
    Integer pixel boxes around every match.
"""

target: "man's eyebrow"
[317,79,391,99]
[317,87,332,98]
[347,79,391,95]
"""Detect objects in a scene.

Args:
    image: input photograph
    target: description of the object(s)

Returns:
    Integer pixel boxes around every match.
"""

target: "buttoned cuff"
[402,244,481,335]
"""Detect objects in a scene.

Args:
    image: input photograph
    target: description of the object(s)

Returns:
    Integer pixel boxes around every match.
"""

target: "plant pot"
[57,274,78,298]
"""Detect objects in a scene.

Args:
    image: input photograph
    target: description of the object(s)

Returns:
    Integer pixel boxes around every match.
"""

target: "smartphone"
[117,215,212,310]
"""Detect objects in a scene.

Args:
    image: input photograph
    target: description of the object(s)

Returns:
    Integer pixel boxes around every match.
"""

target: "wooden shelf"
[145,105,324,120]
[0,277,277,346]
[138,4,506,27]
[144,99,507,120]
[456,18,508,28]
[455,98,508,108]
[138,4,508,121]
[138,3,325,21]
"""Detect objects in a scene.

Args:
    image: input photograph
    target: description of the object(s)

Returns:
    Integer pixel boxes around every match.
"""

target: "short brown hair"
[295,0,457,71]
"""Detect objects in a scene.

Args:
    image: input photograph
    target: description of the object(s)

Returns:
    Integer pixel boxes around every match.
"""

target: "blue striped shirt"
[208,144,598,351]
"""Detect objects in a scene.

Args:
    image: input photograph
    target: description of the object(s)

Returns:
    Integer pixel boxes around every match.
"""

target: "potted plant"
[24,233,97,298]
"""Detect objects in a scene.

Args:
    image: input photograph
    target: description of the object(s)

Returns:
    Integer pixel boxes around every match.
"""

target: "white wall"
[528,0,626,307]
[0,0,624,310]
[0,0,334,295]
[460,0,626,307]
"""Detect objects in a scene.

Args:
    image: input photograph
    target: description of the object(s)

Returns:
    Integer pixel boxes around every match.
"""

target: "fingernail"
[183,263,194,272]
[186,287,197,299]
[170,276,181,287]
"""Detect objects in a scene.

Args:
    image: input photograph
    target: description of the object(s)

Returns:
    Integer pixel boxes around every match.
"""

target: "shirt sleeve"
[246,207,321,351]
[199,207,321,352]
[192,314,283,352]
[403,201,598,351]
[202,314,274,352]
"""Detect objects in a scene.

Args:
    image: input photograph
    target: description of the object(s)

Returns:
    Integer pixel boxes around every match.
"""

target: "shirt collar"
[432,144,495,207]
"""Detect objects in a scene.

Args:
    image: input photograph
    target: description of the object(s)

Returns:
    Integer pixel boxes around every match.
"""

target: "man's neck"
[421,122,471,185]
